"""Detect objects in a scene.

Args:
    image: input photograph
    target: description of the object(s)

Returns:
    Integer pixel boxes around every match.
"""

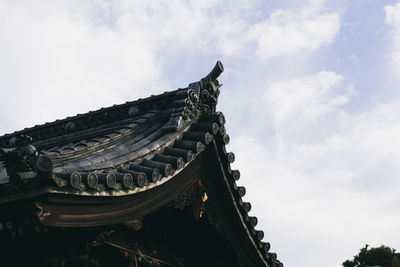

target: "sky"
[1,0,400,266]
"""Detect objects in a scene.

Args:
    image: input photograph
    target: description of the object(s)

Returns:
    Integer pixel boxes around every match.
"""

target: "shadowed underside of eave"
[36,158,202,227]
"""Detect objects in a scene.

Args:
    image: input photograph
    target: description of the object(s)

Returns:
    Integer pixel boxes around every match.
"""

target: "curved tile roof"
[0,61,283,266]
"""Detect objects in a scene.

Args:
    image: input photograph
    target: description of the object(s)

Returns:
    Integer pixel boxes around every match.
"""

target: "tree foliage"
[343,245,400,267]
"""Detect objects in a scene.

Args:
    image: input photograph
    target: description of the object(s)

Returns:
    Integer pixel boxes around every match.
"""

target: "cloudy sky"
[1,0,400,266]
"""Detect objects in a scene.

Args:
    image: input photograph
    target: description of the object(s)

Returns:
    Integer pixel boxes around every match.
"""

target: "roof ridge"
[0,88,185,146]
[0,60,224,148]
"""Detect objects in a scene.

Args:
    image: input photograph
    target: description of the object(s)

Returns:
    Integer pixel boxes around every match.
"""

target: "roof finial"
[205,60,224,82]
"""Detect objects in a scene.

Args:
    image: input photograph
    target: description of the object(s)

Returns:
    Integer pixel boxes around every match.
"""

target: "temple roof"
[0,61,282,267]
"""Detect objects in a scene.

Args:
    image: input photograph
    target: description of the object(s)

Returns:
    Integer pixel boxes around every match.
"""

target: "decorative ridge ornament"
[164,61,224,132]
[0,134,53,186]
[190,60,224,114]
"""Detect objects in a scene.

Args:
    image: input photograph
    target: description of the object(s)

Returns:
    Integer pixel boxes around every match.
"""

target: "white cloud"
[229,72,400,266]
[0,0,257,134]
[0,0,342,135]
[0,1,164,133]
[246,7,340,59]
[385,3,400,28]
[263,71,354,126]
[384,3,400,75]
